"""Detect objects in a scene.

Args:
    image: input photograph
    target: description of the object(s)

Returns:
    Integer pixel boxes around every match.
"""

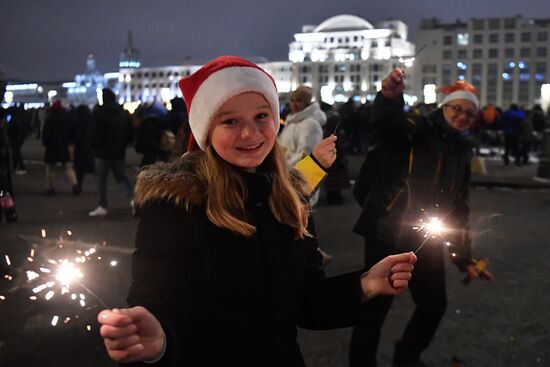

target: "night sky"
[1,0,549,81]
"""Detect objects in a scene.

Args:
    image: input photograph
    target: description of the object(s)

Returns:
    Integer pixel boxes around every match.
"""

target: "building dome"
[314,14,374,32]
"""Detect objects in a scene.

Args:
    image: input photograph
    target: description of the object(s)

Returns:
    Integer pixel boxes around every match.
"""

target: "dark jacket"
[91,103,132,160]
[0,119,13,193]
[353,92,473,270]
[42,104,72,164]
[129,152,365,367]
[73,105,95,173]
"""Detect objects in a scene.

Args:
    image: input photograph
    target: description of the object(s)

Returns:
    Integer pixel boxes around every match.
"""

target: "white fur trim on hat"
[441,90,479,110]
[188,66,280,150]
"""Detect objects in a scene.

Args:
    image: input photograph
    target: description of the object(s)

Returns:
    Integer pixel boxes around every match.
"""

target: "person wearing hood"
[350,69,493,367]
[88,88,134,217]
[279,86,327,208]
[279,86,326,167]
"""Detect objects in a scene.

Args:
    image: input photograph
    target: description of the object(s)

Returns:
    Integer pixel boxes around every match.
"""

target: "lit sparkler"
[412,211,448,254]
[399,44,428,71]
[2,231,130,328]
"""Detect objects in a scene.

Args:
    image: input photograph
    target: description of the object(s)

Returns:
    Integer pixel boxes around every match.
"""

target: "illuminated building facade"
[412,16,550,107]
[287,14,416,104]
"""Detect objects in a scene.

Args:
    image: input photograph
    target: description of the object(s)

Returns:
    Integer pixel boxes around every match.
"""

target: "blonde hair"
[196,142,310,239]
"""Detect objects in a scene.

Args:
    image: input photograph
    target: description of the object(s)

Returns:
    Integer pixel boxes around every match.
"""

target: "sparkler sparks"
[412,211,448,254]
[1,231,128,328]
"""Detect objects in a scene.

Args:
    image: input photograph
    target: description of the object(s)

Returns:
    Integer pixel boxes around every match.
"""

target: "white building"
[412,16,550,108]
[287,14,415,104]
[118,14,416,106]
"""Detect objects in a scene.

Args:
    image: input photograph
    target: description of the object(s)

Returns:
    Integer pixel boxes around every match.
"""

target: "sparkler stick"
[332,121,341,136]
[399,44,428,71]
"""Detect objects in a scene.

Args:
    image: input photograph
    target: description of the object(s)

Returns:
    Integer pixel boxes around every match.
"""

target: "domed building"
[287,14,416,104]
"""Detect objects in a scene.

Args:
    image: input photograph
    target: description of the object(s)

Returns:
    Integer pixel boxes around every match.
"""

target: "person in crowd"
[6,105,27,175]
[519,109,535,165]
[0,108,18,223]
[41,101,79,196]
[530,104,547,153]
[36,104,49,140]
[350,69,493,367]
[320,101,349,205]
[73,105,95,192]
[279,85,326,206]
[97,56,417,367]
[88,88,134,217]
[134,101,170,166]
[353,102,374,155]
[279,85,326,166]
[502,104,525,166]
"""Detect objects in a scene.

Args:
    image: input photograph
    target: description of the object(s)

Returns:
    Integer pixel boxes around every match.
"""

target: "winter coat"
[91,103,132,160]
[502,108,526,136]
[353,92,473,271]
[519,117,534,143]
[0,120,13,193]
[279,102,326,166]
[73,106,95,174]
[129,152,365,367]
[42,106,72,164]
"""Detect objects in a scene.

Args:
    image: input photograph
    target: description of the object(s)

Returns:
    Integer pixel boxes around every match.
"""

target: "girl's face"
[209,92,276,172]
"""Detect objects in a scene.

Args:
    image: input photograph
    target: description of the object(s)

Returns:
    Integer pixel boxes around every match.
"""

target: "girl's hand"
[98,306,166,363]
[361,252,417,300]
[312,135,337,169]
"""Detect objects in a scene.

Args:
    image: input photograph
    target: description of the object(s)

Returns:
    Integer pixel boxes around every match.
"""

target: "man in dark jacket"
[89,88,134,217]
[349,69,493,367]
[502,104,526,166]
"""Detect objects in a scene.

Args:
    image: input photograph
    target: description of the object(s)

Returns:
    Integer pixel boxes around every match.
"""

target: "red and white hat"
[438,80,480,110]
[179,56,280,151]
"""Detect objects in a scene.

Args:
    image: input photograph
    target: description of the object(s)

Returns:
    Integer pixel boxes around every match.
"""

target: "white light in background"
[320,85,335,105]
[123,101,140,114]
[160,88,172,105]
[6,83,38,91]
[423,84,437,104]
[96,88,103,105]
[4,91,13,104]
[47,90,58,101]
[542,84,550,113]
[404,94,418,106]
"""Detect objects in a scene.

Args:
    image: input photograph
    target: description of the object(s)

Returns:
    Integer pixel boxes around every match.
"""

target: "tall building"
[412,16,550,108]
[288,14,415,104]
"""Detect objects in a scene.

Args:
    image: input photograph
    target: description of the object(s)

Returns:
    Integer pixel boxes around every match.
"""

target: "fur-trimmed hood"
[134,151,206,208]
[134,151,310,208]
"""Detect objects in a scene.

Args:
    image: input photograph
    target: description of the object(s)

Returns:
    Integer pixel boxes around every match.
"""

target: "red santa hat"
[439,80,480,110]
[178,56,280,151]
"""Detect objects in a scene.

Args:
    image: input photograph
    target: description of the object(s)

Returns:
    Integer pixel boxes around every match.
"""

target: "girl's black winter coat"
[128,152,366,366]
